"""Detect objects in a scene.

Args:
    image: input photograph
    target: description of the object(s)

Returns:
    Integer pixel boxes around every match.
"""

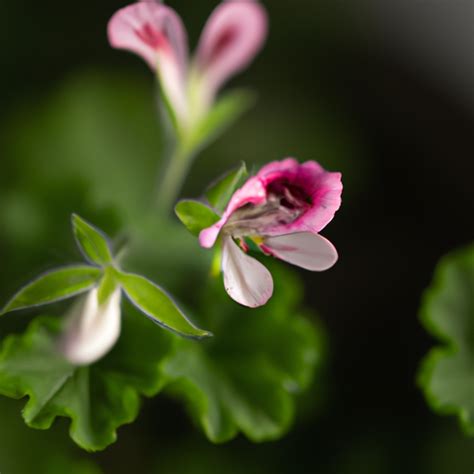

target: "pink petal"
[199,175,266,248]
[108,2,189,122]
[199,225,223,249]
[194,0,268,103]
[199,159,342,248]
[108,2,187,71]
[255,157,302,178]
[258,158,343,235]
[59,288,121,365]
[262,232,338,271]
[221,236,273,307]
[294,167,342,234]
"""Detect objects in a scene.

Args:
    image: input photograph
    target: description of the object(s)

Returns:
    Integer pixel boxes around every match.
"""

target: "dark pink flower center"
[267,180,312,211]
[224,180,311,238]
[135,23,168,50]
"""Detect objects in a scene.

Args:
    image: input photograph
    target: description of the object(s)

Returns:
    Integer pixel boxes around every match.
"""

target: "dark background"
[1,1,473,472]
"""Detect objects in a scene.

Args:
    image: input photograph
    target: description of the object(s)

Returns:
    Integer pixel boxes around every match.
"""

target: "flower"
[200,158,343,307]
[59,287,122,365]
[108,0,267,131]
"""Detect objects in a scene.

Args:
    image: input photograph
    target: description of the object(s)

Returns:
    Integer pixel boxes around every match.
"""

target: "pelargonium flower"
[200,159,343,307]
[108,0,267,131]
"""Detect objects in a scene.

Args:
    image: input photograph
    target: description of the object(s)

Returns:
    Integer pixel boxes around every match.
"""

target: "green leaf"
[205,162,248,213]
[417,244,474,436]
[117,271,212,339]
[97,267,119,306]
[160,263,325,442]
[2,266,102,315]
[188,90,255,152]
[72,214,113,266]
[175,200,220,237]
[0,313,172,451]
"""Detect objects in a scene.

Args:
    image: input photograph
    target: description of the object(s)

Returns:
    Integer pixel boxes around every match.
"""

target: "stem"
[155,142,194,214]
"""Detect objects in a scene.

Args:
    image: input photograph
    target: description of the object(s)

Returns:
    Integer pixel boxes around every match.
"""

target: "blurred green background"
[1,0,473,473]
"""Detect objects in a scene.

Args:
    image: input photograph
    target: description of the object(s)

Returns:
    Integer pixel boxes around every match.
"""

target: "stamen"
[223,191,305,238]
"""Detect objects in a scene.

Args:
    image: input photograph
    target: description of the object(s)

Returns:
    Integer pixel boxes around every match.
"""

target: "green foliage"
[206,161,248,214]
[418,244,474,436]
[1,266,102,315]
[160,263,325,442]
[97,266,119,305]
[117,271,212,339]
[187,90,255,153]
[175,200,220,237]
[0,72,162,232]
[0,73,328,452]
[72,214,113,266]
[0,312,172,451]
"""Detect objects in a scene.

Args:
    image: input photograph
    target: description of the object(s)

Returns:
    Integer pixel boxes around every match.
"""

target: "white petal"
[59,287,122,365]
[263,232,338,271]
[221,237,273,308]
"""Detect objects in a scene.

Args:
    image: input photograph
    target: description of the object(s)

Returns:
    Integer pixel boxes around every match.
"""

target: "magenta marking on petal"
[259,244,274,256]
[255,159,343,235]
[201,159,342,251]
[107,2,188,73]
[135,22,169,50]
[202,25,238,67]
[239,238,249,252]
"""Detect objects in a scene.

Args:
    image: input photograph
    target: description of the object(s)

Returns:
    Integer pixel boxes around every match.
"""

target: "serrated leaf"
[206,162,248,213]
[175,200,220,237]
[188,90,255,152]
[160,263,324,442]
[2,266,102,315]
[417,243,474,436]
[72,214,113,266]
[0,312,172,451]
[117,271,212,339]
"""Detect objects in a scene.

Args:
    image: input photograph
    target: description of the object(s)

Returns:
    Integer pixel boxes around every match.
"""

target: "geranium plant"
[0,0,344,451]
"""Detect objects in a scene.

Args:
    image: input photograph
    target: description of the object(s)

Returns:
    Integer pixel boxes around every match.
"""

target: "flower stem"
[155,141,194,214]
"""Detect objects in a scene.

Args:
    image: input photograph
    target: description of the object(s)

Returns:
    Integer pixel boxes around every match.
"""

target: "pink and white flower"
[108,0,267,131]
[200,159,343,308]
